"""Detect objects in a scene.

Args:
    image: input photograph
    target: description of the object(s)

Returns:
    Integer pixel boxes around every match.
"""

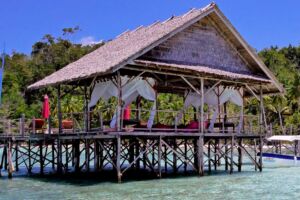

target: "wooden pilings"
[0,133,263,181]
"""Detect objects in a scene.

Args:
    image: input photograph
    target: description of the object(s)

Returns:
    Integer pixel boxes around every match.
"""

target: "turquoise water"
[0,166,299,200]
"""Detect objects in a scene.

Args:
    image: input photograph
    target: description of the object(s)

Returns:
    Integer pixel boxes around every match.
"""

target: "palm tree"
[265,95,289,134]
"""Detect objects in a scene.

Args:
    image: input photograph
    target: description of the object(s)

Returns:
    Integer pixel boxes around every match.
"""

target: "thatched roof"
[28,3,284,93]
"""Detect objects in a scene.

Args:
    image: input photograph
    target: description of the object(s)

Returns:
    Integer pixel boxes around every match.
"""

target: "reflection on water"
[0,166,300,200]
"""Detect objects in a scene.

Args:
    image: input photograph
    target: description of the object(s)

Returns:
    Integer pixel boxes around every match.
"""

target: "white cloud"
[79,36,102,46]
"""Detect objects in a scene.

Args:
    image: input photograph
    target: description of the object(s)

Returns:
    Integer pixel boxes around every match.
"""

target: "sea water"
[0,166,299,200]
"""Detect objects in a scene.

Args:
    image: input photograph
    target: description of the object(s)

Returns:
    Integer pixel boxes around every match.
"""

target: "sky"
[0,0,300,55]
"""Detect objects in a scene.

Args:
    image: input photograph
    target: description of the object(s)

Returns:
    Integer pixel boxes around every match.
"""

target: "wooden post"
[48,116,52,134]
[238,138,242,172]
[129,139,134,170]
[57,139,62,174]
[28,140,32,173]
[94,140,100,172]
[1,144,7,171]
[194,139,198,170]
[208,140,211,173]
[117,71,122,132]
[259,135,263,172]
[32,117,36,134]
[85,139,90,172]
[15,142,19,171]
[57,85,63,134]
[8,140,14,178]
[214,139,218,170]
[230,135,234,174]
[84,84,90,132]
[71,113,75,134]
[116,135,122,183]
[65,143,69,172]
[200,78,204,134]
[254,139,257,171]
[135,139,140,170]
[19,114,25,137]
[39,141,44,175]
[224,102,227,134]
[158,136,162,178]
[225,138,228,171]
[51,141,55,170]
[241,87,245,134]
[173,139,177,174]
[99,140,103,170]
[197,136,204,176]
[4,144,7,170]
[164,144,167,173]
[99,111,103,131]
[74,140,80,173]
[184,139,187,173]
[142,139,147,170]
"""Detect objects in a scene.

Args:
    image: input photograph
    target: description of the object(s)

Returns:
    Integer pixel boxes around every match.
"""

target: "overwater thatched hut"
[28,2,283,132]
[23,3,284,180]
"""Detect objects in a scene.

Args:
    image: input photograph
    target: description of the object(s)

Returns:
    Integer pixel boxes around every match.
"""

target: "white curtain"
[182,86,243,132]
[89,76,156,129]
[89,81,118,107]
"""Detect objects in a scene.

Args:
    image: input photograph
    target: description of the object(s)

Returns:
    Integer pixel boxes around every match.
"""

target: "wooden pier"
[0,131,263,182]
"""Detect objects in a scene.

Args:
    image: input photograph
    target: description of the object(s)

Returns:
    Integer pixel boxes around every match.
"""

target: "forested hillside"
[1,28,300,131]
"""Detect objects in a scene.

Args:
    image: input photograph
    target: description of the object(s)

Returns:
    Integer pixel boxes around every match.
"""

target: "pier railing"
[0,107,275,136]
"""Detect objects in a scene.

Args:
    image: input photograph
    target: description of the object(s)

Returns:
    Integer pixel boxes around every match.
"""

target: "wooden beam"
[180,76,201,96]
[245,84,259,101]
[205,80,221,96]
